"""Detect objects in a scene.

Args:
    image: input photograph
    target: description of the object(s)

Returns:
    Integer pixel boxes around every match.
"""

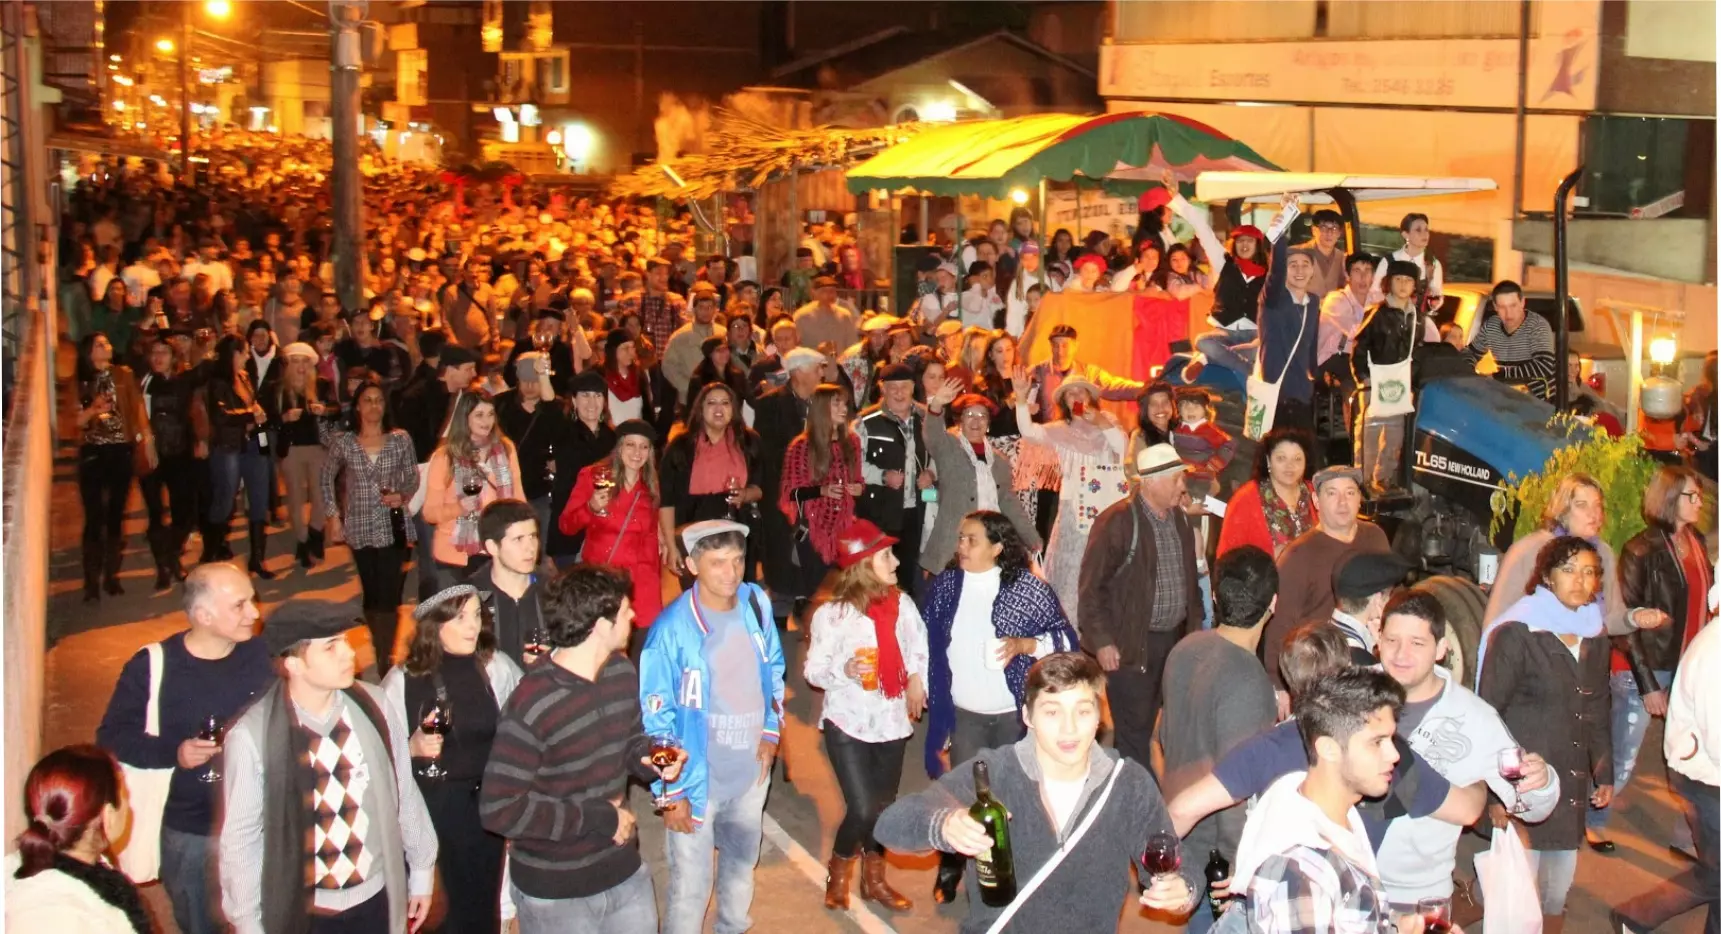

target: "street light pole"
[180,2,192,173]
[329,1,364,313]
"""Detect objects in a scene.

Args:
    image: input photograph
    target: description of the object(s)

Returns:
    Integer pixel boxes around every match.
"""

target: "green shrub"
[1490,414,1661,556]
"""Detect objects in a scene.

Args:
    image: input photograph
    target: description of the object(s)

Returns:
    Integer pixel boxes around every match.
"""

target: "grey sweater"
[1157,631,1277,868]
[875,737,1198,933]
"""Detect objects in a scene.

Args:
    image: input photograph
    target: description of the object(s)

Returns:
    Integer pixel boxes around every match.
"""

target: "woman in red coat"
[557,419,668,628]
[1216,427,1316,560]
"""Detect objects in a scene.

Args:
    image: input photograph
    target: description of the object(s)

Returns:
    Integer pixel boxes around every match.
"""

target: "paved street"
[40,348,1702,934]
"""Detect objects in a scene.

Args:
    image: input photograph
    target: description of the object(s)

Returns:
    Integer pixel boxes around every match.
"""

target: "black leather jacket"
[1350,302,1425,386]
[1616,524,1707,692]
[141,370,194,458]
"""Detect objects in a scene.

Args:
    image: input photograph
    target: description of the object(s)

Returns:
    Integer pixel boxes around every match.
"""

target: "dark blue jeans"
[160,825,220,934]
[207,442,273,524]
[1616,770,1719,934]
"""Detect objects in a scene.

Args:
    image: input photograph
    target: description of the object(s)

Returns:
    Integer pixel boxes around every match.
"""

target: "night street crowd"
[11,133,1718,934]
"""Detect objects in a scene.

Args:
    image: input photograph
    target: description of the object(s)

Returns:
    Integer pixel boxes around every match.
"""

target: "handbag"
[1475,826,1543,934]
[1243,301,1309,442]
[1364,310,1418,420]
[115,643,175,884]
[981,760,1124,934]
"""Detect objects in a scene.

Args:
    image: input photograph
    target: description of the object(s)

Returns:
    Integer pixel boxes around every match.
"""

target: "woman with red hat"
[1067,252,1111,294]
[804,518,928,914]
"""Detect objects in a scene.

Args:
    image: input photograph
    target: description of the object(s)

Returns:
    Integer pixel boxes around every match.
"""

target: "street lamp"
[155,37,175,54]
[204,0,233,18]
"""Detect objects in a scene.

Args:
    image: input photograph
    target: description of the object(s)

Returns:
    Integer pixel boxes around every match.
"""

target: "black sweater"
[95,633,275,835]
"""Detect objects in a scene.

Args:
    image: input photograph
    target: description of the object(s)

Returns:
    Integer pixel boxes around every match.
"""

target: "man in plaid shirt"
[1227,669,1451,934]
[616,257,687,354]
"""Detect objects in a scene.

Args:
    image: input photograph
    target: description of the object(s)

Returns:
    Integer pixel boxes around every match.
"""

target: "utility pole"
[329,1,364,313]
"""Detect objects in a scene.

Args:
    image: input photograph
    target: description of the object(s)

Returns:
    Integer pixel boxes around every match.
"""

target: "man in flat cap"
[855,363,933,595]
[1262,465,1392,710]
[219,599,437,934]
[1329,549,1415,665]
[640,519,785,934]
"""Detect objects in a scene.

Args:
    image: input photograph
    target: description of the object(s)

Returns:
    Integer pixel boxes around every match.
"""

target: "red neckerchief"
[865,593,909,699]
[605,366,642,402]
[1233,253,1266,279]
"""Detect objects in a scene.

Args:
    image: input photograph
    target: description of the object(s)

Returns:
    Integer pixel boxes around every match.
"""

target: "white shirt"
[608,391,643,425]
[959,284,1004,330]
[183,258,234,294]
[1368,247,1443,306]
[949,567,1016,715]
[122,262,161,306]
[1044,772,1089,833]
[1665,618,1719,786]
[803,593,930,743]
[1317,286,1370,364]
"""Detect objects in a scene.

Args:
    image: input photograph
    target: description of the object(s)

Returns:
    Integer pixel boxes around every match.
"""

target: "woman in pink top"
[421,392,523,569]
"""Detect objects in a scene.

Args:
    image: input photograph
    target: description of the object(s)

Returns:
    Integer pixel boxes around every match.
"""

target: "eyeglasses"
[1680,490,1702,502]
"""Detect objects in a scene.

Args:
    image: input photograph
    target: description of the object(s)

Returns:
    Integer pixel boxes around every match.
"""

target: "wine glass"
[724,474,743,519]
[533,329,553,352]
[523,626,548,661]
[197,714,225,784]
[417,698,452,780]
[542,443,557,486]
[1498,747,1529,815]
[1143,830,1181,884]
[591,464,616,517]
[1417,896,1452,933]
[647,735,683,811]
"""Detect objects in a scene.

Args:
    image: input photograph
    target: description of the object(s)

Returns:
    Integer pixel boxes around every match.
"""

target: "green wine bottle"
[970,759,1016,907]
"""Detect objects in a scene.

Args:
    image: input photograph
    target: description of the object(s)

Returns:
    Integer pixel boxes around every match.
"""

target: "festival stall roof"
[844,111,1281,200]
[605,111,920,202]
[1193,171,1499,204]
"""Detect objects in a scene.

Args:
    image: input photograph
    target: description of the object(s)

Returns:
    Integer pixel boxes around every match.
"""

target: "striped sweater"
[479,654,657,900]
[1464,312,1556,401]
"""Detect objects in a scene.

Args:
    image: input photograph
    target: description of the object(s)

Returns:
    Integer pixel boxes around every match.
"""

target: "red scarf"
[1232,253,1266,279]
[865,593,909,699]
[606,366,642,402]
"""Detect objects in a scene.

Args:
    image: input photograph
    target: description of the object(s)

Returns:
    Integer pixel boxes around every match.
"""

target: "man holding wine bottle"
[639,520,786,934]
[875,652,1201,932]
[97,562,275,934]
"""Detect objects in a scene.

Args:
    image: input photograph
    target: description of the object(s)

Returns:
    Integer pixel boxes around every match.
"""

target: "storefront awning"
[845,111,1280,199]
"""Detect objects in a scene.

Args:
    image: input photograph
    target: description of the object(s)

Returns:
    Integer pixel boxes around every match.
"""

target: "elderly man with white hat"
[1076,442,1203,768]
[639,519,786,934]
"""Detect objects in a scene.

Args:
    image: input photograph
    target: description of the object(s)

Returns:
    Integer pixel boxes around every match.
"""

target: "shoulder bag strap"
[144,642,165,738]
[1268,302,1310,385]
[604,484,645,565]
[982,763,1125,934]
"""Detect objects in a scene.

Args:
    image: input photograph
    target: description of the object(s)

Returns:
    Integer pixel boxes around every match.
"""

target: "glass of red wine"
[1417,896,1452,933]
[524,626,549,661]
[1498,746,1530,815]
[591,464,616,517]
[725,475,743,519]
[197,714,224,784]
[417,698,452,781]
[1143,830,1181,884]
[648,734,683,811]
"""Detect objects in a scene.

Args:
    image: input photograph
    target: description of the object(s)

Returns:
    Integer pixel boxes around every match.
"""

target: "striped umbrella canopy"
[845,111,1280,199]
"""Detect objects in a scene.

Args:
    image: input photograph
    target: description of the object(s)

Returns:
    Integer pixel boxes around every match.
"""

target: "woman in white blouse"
[1010,366,1128,631]
[804,518,929,915]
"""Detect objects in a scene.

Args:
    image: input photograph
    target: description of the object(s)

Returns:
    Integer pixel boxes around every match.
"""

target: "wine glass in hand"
[417,699,452,780]
[1417,896,1452,934]
[647,735,684,811]
[590,464,616,517]
[724,475,743,518]
[197,714,225,784]
[1143,830,1181,883]
[1498,747,1530,815]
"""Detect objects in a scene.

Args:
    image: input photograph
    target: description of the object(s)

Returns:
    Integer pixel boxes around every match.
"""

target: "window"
[535,53,566,95]
[1579,115,1715,219]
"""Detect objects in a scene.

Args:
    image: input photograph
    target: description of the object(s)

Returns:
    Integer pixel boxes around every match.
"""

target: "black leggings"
[823,724,907,858]
[353,544,407,667]
[420,780,505,934]
[79,443,134,552]
[139,452,196,546]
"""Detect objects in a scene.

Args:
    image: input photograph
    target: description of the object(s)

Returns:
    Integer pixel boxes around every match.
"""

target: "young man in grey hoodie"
[875,652,1198,932]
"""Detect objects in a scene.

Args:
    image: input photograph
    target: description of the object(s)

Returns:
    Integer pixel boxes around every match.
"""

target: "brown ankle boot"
[823,854,857,910]
[860,852,912,912]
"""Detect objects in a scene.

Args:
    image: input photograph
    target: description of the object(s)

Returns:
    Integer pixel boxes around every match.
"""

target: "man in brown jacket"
[1261,466,1390,705]
[1077,443,1202,767]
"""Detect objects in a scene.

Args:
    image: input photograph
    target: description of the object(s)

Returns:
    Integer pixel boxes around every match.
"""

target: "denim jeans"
[1614,770,1720,934]
[664,776,768,934]
[515,864,658,934]
[207,442,273,524]
[1588,668,1675,832]
[1195,328,1259,377]
[1528,848,1579,915]
[160,826,221,934]
[1199,573,1214,630]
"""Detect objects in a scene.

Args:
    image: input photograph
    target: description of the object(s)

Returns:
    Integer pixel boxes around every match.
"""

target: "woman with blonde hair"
[422,391,524,571]
[272,342,337,568]
[558,419,668,630]
[804,518,928,913]
[1482,472,1667,639]
[778,383,866,603]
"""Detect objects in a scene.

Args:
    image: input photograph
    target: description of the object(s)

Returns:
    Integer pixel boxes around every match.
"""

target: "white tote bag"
[1364,313,1418,420]
[1474,826,1543,934]
[1244,303,1309,441]
[115,643,175,884]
